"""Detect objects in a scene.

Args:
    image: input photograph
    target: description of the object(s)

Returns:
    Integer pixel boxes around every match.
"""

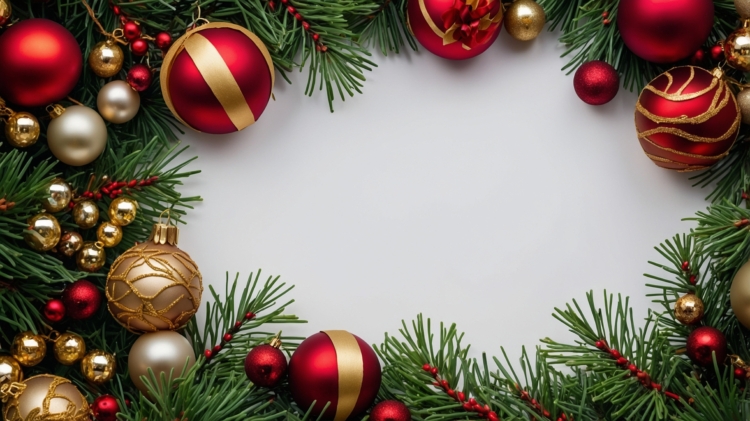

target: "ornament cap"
[270,332,283,349]
[47,104,65,119]
[149,209,179,245]
[712,67,725,79]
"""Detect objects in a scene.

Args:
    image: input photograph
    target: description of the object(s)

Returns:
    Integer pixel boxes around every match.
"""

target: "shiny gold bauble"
[58,231,84,258]
[108,197,138,226]
[97,222,123,248]
[81,350,116,385]
[0,0,10,26]
[47,105,108,167]
[2,374,90,421]
[128,331,196,395]
[23,213,61,252]
[97,80,141,124]
[725,26,750,72]
[5,111,40,148]
[88,39,125,78]
[10,331,46,367]
[0,355,22,388]
[737,0,750,20]
[76,241,106,272]
[72,200,100,229]
[504,0,546,41]
[41,177,72,213]
[674,293,704,325]
[731,259,750,328]
[52,332,87,366]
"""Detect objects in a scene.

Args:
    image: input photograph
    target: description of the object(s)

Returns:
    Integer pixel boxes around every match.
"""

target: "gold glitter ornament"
[41,178,72,213]
[108,197,138,226]
[97,222,123,248]
[58,231,84,258]
[72,200,100,229]
[80,350,116,385]
[5,111,40,148]
[0,355,22,388]
[88,39,125,78]
[674,293,704,325]
[52,332,87,366]
[504,0,546,41]
[76,241,106,272]
[1,374,90,421]
[106,211,202,333]
[10,331,46,367]
[24,213,61,252]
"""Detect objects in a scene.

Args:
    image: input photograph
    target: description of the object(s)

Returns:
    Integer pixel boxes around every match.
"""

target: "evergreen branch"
[351,0,417,56]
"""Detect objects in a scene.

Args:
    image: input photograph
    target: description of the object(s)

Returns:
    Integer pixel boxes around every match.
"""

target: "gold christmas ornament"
[1,374,90,421]
[725,25,750,72]
[76,241,106,272]
[5,111,40,148]
[504,0,546,41]
[97,221,123,248]
[58,231,84,258]
[0,355,22,388]
[97,80,141,124]
[108,196,138,226]
[738,89,750,125]
[738,0,750,19]
[41,177,72,213]
[81,350,116,385]
[106,213,201,333]
[72,199,100,229]
[0,0,10,26]
[24,213,61,252]
[52,332,87,366]
[88,39,125,78]
[731,259,750,328]
[10,331,46,367]
[674,293,704,325]
[47,105,108,167]
[128,331,196,395]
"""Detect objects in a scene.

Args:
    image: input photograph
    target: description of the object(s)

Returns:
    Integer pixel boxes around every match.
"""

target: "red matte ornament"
[686,326,727,367]
[407,0,503,60]
[43,298,66,323]
[127,64,153,92]
[573,61,619,105]
[92,394,120,421]
[617,0,714,63]
[370,400,412,421]
[62,279,102,320]
[0,19,82,107]
[245,344,288,387]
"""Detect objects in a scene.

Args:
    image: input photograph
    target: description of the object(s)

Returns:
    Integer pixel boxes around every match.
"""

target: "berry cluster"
[421,363,499,421]
[267,0,327,51]
[110,3,172,56]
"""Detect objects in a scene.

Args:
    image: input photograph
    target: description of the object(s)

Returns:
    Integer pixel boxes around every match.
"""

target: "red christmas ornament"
[289,331,381,420]
[92,394,120,421]
[370,400,412,421]
[617,0,713,63]
[735,367,747,380]
[127,64,153,92]
[244,343,288,387]
[155,31,172,50]
[161,22,275,134]
[130,38,149,56]
[573,61,619,105]
[686,326,727,367]
[711,44,724,61]
[122,21,142,41]
[0,19,82,107]
[407,0,502,60]
[43,298,66,323]
[635,66,740,171]
[62,279,102,320]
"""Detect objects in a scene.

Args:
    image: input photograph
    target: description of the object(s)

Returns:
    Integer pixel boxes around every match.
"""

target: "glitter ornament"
[62,279,102,320]
[573,61,619,105]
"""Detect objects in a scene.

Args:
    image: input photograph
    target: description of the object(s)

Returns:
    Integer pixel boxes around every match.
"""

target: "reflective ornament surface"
[58,231,84,257]
[97,80,140,123]
[725,26,750,72]
[5,111,40,148]
[88,40,124,78]
[10,331,46,367]
[97,222,123,248]
[108,197,138,226]
[739,89,750,125]
[24,213,61,252]
[2,374,90,421]
[41,177,72,213]
[128,331,196,395]
[0,0,10,26]
[0,355,22,388]
[674,293,704,325]
[73,200,100,229]
[47,105,107,166]
[504,0,545,41]
[76,241,106,272]
[81,350,116,385]
[53,332,87,365]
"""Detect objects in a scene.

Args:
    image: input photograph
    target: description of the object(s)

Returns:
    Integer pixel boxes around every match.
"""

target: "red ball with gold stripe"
[407,0,503,60]
[635,66,740,171]
[160,22,274,134]
[288,331,381,420]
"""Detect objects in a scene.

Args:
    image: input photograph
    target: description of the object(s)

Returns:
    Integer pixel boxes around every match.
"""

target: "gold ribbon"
[418,0,500,49]
[323,330,364,421]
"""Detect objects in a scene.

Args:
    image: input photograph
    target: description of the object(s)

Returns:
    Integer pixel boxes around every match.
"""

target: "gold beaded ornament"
[51,332,87,366]
[80,350,116,385]
[10,331,46,367]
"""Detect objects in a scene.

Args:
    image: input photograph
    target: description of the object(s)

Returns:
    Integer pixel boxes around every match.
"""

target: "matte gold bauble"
[0,355,22,388]
[0,0,10,26]
[41,177,72,213]
[731,259,750,328]
[107,219,202,333]
[52,332,87,366]
[738,89,750,125]
[504,0,546,41]
[97,80,141,124]
[24,213,61,252]
[97,221,123,248]
[76,241,106,272]
[1,374,90,421]
[674,293,704,325]
[108,197,138,226]
[738,0,750,19]
[81,350,116,385]
[128,331,196,395]
[58,231,84,257]
[88,39,124,78]
[725,26,750,72]
[47,105,107,167]
[73,199,100,229]
[10,331,46,367]
[5,111,40,148]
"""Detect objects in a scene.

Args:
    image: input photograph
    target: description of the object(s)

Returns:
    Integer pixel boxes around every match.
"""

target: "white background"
[178,30,708,361]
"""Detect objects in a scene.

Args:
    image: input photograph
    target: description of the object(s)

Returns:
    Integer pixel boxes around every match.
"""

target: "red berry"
[287,5,295,13]
[616,357,628,365]
[303,22,310,30]
[155,31,172,50]
[214,345,222,352]
[601,11,609,18]
[690,49,705,65]
[295,13,302,21]
[224,333,233,342]
[204,349,213,358]
[610,350,621,358]
[736,367,746,380]
[130,38,149,56]
[245,312,255,320]
[112,5,121,14]
[430,367,438,375]
[422,363,431,371]
[122,21,142,41]
[457,391,466,401]
[711,44,724,61]
[682,261,689,271]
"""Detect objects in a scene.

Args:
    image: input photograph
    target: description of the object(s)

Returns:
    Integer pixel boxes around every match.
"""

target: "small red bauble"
[370,400,412,421]
[130,38,149,56]
[127,64,153,92]
[92,394,120,421]
[686,326,727,367]
[617,0,713,63]
[43,298,66,323]
[289,331,381,420]
[735,367,747,380]
[161,22,275,134]
[711,45,724,61]
[62,279,102,320]
[0,19,82,107]
[155,31,172,50]
[244,344,288,387]
[122,21,142,41]
[573,60,619,105]
[407,0,502,60]
[635,66,740,171]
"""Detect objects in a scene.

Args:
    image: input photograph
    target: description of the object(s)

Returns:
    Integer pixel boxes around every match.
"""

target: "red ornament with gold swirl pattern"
[635,66,740,171]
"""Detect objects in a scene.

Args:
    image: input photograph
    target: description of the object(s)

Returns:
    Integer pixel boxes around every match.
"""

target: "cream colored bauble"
[1,374,89,421]
[97,80,141,124]
[47,105,107,166]
[731,260,750,328]
[128,331,196,395]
